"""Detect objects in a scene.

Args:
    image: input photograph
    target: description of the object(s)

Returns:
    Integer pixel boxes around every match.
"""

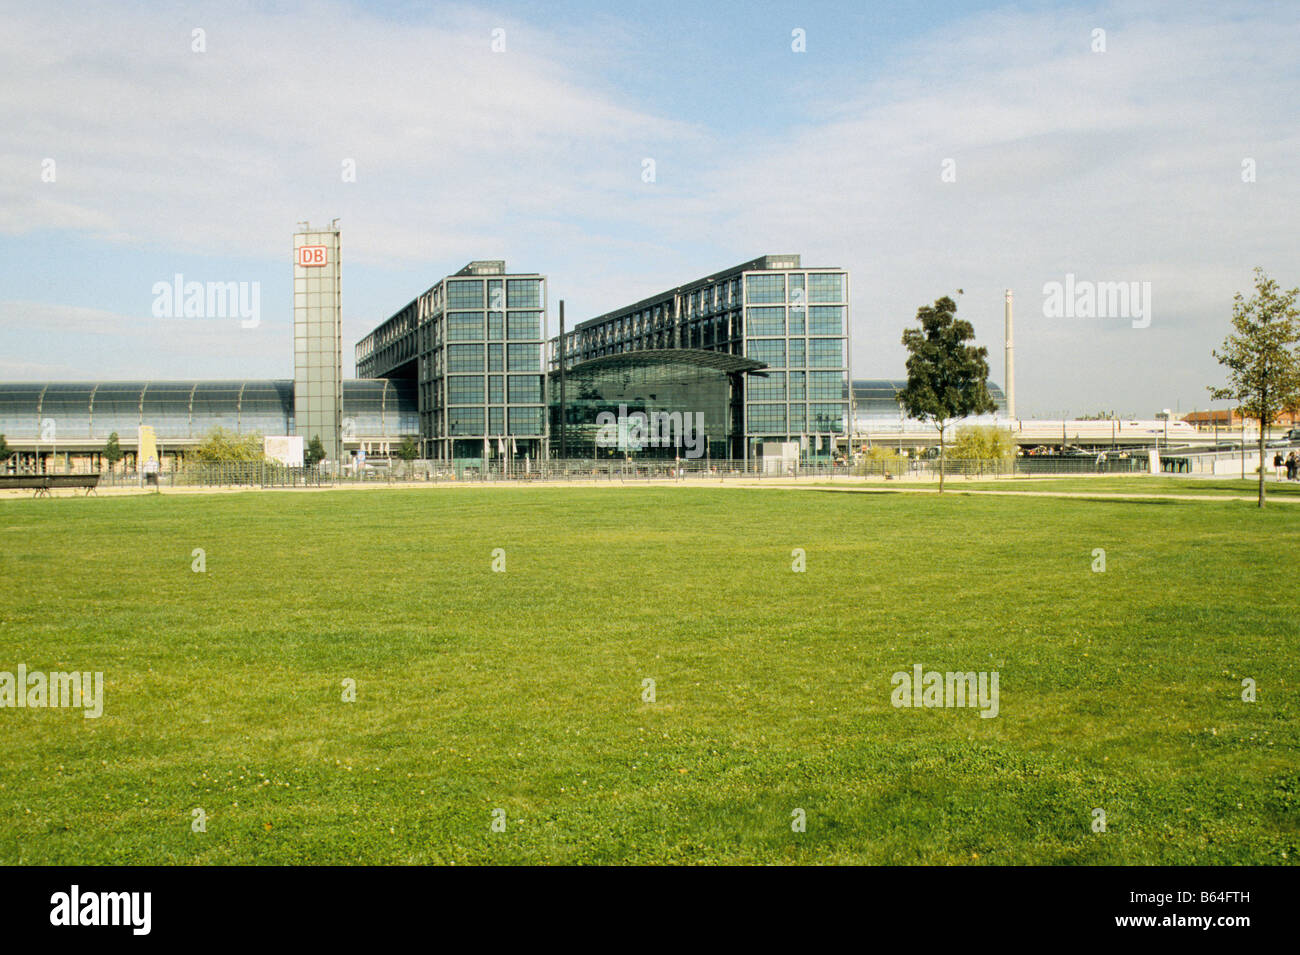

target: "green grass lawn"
[899,476,1300,498]
[0,486,1296,865]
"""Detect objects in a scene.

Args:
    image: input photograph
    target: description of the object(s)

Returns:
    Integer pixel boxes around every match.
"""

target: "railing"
[81,454,1158,489]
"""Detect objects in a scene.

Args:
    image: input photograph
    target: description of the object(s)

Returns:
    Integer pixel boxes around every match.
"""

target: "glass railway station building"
[0,226,871,472]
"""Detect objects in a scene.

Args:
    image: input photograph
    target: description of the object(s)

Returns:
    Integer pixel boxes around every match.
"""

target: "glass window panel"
[810,339,845,368]
[447,280,484,308]
[508,375,542,403]
[448,311,484,341]
[808,273,845,303]
[506,279,541,308]
[447,344,484,372]
[507,311,541,340]
[809,306,845,335]
[508,406,544,435]
[744,273,785,304]
[447,376,484,404]
[747,339,785,368]
[745,307,785,336]
[507,343,540,371]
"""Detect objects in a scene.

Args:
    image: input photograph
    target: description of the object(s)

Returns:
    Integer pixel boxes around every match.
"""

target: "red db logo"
[297,246,328,267]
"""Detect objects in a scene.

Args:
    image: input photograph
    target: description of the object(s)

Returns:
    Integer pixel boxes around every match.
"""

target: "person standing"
[1287,451,1298,482]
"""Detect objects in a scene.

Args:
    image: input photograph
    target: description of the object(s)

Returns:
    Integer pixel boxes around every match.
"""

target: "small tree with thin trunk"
[0,433,11,469]
[103,432,124,473]
[899,295,996,493]
[1209,267,1300,508]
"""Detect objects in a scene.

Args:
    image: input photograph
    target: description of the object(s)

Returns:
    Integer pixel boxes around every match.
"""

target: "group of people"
[1273,451,1300,480]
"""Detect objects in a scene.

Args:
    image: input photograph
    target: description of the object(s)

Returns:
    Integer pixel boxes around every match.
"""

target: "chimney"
[1004,289,1016,420]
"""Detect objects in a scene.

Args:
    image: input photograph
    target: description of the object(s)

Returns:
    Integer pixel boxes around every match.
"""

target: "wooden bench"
[0,473,100,497]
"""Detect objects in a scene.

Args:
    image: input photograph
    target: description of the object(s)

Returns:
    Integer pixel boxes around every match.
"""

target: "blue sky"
[2,0,1297,416]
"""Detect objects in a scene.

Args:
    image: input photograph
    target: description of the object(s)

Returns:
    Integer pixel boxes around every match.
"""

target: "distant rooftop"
[455,260,506,276]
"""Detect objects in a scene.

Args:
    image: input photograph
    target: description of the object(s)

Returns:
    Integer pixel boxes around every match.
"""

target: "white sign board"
[265,435,305,467]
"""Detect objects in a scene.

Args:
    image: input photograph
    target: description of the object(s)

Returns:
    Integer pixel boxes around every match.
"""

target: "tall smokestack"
[1004,289,1016,420]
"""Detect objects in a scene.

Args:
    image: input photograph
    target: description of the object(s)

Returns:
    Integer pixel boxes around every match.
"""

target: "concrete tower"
[293,221,343,464]
[1004,288,1016,420]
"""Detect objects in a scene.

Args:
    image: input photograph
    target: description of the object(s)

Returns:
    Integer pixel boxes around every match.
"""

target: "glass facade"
[550,353,754,460]
[558,256,850,462]
[357,262,546,461]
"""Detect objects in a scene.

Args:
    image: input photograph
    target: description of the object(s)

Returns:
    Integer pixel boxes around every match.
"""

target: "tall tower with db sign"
[293,221,343,464]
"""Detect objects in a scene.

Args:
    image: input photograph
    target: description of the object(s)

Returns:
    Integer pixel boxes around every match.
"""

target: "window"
[507,343,541,371]
[746,339,785,368]
[788,273,805,304]
[747,375,786,400]
[487,279,504,311]
[745,273,785,304]
[745,307,785,336]
[447,407,484,435]
[788,371,805,399]
[488,375,504,404]
[509,407,544,435]
[448,311,483,341]
[808,372,847,400]
[487,312,503,340]
[446,375,484,404]
[810,339,845,368]
[488,407,504,435]
[788,339,806,368]
[748,404,787,432]
[447,280,484,309]
[810,403,847,433]
[489,344,504,371]
[507,311,541,340]
[508,375,542,403]
[788,405,806,432]
[507,279,541,308]
[788,306,805,335]
[808,273,844,303]
[447,344,484,372]
[809,306,844,335]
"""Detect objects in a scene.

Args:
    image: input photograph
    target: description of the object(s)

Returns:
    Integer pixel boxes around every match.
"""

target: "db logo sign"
[297,245,328,267]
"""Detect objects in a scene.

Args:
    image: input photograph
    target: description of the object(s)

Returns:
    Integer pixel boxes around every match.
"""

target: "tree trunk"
[938,423,945,493]
[1257,417,1267,508]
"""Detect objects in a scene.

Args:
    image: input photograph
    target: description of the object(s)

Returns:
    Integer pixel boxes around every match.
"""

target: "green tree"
[190,427,266,463]
[951,425,1015,463]
[0,433,11,467]
[304,436,326,468]
[863,443,908,477]
[396,436,419,461]
[103,431,124,472]
[1209,267,1300,508]
[898,295,997,492]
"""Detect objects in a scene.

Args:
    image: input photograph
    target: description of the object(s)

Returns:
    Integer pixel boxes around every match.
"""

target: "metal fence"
[88,454,1153,488]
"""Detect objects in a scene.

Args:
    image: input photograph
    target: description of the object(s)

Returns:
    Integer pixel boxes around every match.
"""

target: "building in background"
[356,261,547,462]
[551,255,850,463]
[293,222,343,463]
[0,379,415,473]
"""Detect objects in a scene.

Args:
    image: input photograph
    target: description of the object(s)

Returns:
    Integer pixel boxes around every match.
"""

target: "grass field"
[888,476,1300,498]
[1,485,1296,865]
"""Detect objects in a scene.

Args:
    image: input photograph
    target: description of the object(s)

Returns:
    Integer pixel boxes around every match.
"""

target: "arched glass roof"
[0,377,418,442]
[852,379,1006,417]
